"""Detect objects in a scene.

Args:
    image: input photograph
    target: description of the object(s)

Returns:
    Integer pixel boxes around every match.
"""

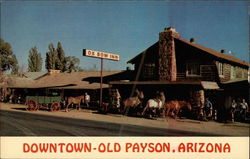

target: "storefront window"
[143,63,156,79]
[218,62,224,76]
[186,63,200,76]
[230,66,236,79]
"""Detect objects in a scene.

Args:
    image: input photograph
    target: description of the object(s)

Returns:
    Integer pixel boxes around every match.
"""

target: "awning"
[48,83,110,90]
[110,80,201,85]
[201,81,220,90]
[221,79,248,84]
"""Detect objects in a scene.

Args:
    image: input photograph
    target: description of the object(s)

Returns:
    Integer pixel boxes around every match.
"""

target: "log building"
[110,27,250,120]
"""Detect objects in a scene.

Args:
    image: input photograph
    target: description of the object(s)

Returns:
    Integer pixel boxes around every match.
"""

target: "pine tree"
[56,42,65,71]
[45,42,83,72]
[28,47,42,72]
[11,55,18,74]
[45,44,57,71]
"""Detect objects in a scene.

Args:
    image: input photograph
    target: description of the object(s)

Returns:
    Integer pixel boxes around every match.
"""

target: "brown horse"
[123,96,141,114]
[123,90,144,115]
[101,102,109,113]
[164,100,192,119]
[65,95,84,112]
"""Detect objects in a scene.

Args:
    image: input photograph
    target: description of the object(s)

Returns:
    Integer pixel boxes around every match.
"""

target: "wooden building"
[0,70,122,105]
[110,27,250,120]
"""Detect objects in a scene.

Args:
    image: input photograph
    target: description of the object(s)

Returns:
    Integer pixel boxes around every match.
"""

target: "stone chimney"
[48,69,61,75]
[158,27,180,81]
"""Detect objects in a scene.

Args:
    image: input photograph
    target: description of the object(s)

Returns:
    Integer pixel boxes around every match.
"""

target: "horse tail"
[145,100,150,108]
[123,99,127,107]
[142,100,149,116]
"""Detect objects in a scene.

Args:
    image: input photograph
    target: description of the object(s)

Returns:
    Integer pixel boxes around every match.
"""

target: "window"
[230,66,236,79]
[143,63,156,79]
[218,62,224,76]
[186,63,200,76]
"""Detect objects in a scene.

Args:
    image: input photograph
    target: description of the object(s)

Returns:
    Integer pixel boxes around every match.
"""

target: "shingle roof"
[127,38,250,67]
[175,38,250,67]
[127,42,158,64]
[0,75,35,88]
[31,71,122,89]
[1,71,122,89]
[22,72,47,80]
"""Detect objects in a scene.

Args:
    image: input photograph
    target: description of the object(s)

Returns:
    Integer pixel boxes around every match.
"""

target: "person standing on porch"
[84,92,90,108]
[115,89,121,108]
[240,99,248,120]
[231,99,237,122]
[204,98,213,120]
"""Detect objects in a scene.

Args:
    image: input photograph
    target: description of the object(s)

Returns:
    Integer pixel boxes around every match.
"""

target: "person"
[115,89,121,108]
[204,98,213,120]
[155,91,161,107]
[84,92,90,108]
[240,99,248,121]
[159,91,166,117]
[231,99,237,122]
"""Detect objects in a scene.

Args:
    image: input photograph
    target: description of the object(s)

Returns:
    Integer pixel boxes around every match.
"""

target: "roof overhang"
[48,84,109,90]
[110,80,201,85]
[110,80,222,90]
[201,81,220,90]
[221,79,248,84]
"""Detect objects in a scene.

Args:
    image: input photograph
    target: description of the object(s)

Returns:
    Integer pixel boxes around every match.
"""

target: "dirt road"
[0,102,249,136]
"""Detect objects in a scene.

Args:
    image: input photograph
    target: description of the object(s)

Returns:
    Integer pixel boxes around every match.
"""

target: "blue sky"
[1,1,249,71]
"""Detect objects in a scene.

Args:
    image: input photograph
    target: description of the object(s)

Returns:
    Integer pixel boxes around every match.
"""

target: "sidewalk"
[0,102,249,136]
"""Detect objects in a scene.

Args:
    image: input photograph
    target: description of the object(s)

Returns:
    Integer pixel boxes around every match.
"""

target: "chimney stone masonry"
[158,27,180,81]
[48,69,61,75]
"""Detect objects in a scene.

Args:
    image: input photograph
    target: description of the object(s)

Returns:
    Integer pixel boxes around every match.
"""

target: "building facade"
[110,27,250,120]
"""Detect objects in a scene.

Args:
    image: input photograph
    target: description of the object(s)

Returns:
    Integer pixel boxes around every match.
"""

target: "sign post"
[83,49,120,109]
[100,58,103,109]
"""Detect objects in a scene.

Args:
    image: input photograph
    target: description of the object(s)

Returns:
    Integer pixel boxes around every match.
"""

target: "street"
[0,103,249,136]
[0,110,215,136]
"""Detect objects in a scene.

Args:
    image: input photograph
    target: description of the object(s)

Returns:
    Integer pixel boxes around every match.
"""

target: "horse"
[122,90,144,115]
[101,102,110,113]
[65,95,85,112]
[164,100,192,119]
[142,99,163,118]
[141,91,165,118]
[123,96,141,115]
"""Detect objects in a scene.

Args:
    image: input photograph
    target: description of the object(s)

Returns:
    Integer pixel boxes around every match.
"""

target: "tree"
[56,42,66,71]
[45,43,57,71]
[65,56,82,72]
[0,39,19,74]
[28,47,42,72]
[11,55,18,74]
[45,42,83,72]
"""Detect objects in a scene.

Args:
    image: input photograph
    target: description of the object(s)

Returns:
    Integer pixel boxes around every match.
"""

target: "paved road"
[0,110,217,136]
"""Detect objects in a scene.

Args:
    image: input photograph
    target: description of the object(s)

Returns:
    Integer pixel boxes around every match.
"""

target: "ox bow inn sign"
[82,49,120,108]
[83,49,120,61]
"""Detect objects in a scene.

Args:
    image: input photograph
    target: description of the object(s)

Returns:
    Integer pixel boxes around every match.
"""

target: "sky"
[1,0,249,71]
